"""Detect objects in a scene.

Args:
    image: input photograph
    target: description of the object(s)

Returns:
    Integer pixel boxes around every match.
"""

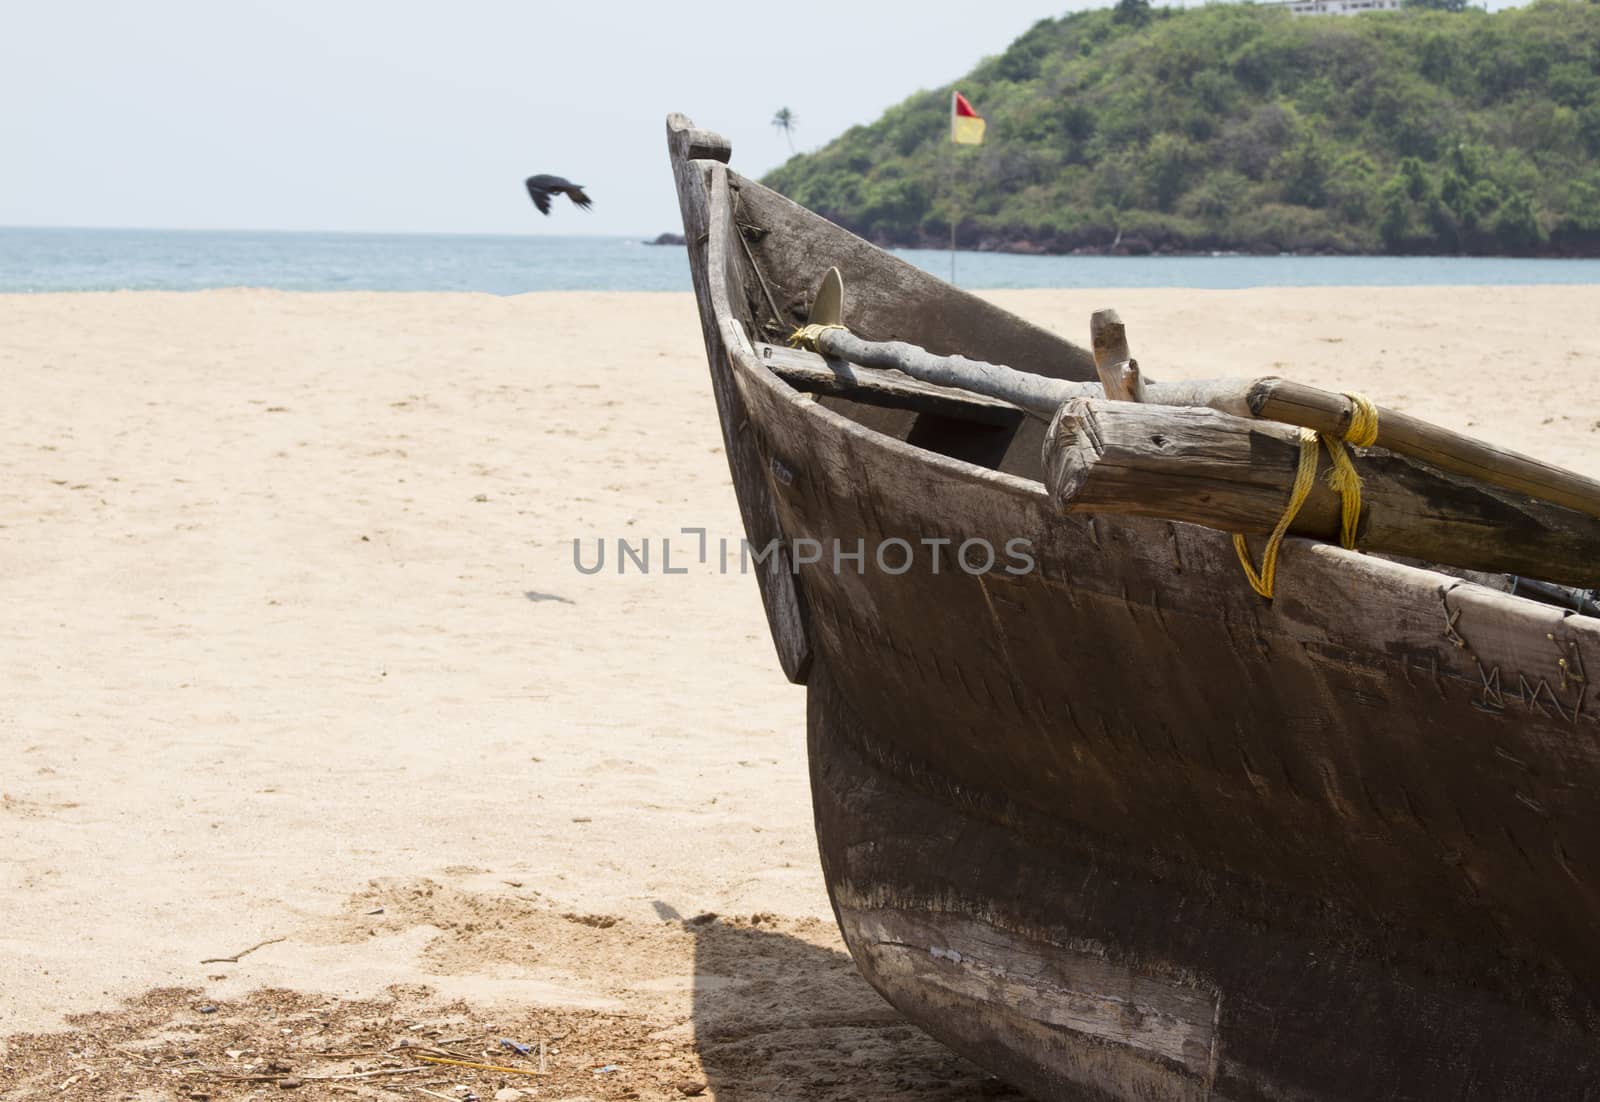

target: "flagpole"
[949,91,957,286]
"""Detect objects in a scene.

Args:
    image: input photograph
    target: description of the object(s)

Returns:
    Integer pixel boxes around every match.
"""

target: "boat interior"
[713,167,1087,484]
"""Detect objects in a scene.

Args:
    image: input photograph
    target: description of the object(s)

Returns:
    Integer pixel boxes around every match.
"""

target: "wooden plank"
[756,343,1023,426]
[1043,397,1600,589]
[804,328,1062,419]
[846,906,1218,1073]
[666,114,811,683]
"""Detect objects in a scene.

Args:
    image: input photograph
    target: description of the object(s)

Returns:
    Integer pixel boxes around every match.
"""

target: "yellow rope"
[1234,428,1321,599]
[1234,395,1375,599]
[1328,390,1374,550]
[1322,435,1363,550]
[1343,390,1379,446]
[788,323,847,351]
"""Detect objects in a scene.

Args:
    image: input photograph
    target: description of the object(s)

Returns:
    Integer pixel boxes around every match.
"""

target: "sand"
[1,287,1596,1100]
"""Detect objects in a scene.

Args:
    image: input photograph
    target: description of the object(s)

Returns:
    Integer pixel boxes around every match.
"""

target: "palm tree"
[771,107,797,153]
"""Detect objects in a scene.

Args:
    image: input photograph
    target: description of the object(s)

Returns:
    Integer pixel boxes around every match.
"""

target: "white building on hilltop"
[1271,0,1403,14]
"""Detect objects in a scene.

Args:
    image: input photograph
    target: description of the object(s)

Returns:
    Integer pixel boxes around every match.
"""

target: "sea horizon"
[4,225,1600,294]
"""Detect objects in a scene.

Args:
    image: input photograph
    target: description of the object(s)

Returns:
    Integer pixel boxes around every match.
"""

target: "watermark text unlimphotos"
[572,528,1035,577]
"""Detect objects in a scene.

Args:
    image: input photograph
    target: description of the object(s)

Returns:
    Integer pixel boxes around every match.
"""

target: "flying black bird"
[524,175,593,216]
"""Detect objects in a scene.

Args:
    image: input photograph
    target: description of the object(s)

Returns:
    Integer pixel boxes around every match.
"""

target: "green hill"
[762,0,1600,256]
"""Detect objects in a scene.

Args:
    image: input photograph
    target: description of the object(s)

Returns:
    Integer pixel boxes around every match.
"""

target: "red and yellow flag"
[951,91,986,145]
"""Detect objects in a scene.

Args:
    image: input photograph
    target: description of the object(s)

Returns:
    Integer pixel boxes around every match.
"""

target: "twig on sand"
[393,1042,476,1061]
[412,1089,459,1102]
[199,936,286,964]
[414,1054,544,1077]
[303,1067,432,1083]
[206,1066,429,1083]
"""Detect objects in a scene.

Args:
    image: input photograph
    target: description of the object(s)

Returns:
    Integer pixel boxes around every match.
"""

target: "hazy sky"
[1,0,1103,236]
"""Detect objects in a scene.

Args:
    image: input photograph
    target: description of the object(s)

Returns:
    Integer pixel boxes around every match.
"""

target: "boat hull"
[747,243,1600,1098]
[809,659,1598,1100]
[667,113,1600,1100]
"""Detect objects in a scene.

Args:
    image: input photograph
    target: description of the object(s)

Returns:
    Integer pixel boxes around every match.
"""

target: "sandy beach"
[2,287,1597,1100]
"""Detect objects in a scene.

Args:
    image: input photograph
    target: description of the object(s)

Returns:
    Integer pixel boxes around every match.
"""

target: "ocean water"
[3,227,1599,293]
[0,228,692,294]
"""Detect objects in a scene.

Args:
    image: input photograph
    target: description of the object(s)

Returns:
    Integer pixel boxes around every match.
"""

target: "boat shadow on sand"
[655,901,1023,1101]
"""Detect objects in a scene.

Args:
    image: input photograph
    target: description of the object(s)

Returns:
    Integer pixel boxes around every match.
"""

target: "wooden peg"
[1090,308,1144,402]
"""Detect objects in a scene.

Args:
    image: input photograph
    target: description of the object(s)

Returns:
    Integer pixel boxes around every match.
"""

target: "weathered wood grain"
[1089,308,1144,402]
[1044,397,1600,589]
[809,328,1066,418]
[808,658,1600,1102]
[785,328,1252,421]
[755,343,1023,426]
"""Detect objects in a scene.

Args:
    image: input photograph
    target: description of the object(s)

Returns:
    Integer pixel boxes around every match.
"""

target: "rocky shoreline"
[864,225,1600,260]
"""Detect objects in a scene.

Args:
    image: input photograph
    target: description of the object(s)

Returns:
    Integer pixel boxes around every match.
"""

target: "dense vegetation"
[762,0,1600,255]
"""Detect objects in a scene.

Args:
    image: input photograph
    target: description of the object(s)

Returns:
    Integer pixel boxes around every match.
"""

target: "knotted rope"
[788,323,847,351]
[1234,392,1376,599]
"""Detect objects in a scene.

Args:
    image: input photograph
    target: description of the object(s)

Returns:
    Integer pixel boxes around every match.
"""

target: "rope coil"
[1233,391,1376,599]
[1343,390,1379,447]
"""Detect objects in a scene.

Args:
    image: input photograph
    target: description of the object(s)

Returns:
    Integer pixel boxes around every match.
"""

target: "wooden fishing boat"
[665,113,1600,1100]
